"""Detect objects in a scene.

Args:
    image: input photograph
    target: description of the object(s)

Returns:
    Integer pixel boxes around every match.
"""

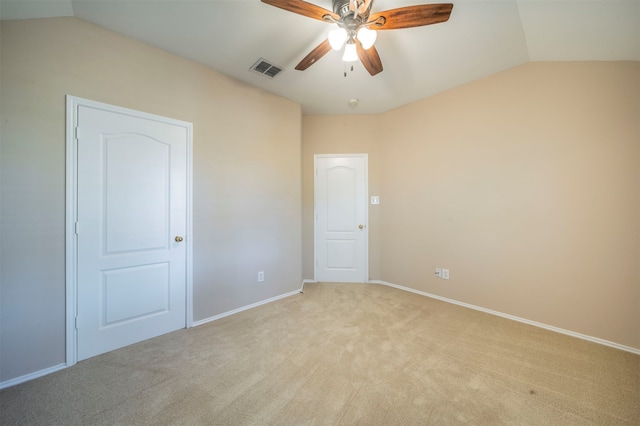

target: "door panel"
[76,104,188,361]
[104,135,169,253]
[102,263,170,326]
[326,240,356,268]
[327,167,357,231]
[315,155,367,283]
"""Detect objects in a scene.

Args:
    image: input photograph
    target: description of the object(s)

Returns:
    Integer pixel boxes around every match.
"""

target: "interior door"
[315,154,368,283]
[75,103,189,361]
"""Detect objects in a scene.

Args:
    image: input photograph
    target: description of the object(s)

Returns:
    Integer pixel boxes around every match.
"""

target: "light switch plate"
[371,196,380,205]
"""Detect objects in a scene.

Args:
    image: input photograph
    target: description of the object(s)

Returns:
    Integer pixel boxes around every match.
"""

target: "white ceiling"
[1,0,639,114]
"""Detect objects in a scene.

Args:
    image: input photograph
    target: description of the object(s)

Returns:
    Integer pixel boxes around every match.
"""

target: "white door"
[315,154,368,283]
[75,102,190,361]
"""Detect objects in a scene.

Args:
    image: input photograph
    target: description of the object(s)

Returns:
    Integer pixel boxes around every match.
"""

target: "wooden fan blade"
[261,0,339,21]
[356,43,383,76]
[295,39,332,71]
[369,4,453,30]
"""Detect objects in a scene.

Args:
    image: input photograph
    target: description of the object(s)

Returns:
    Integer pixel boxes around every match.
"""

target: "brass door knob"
[358,224,364,229]
[175,236,184,242]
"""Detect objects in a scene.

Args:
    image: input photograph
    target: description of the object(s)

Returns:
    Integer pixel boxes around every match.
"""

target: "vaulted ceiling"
[2,0,639,114]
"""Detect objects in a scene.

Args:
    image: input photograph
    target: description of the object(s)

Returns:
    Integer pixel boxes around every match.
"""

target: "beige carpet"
[1,282,639,425]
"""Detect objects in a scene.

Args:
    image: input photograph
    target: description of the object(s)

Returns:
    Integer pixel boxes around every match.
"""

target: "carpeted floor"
[1,282,639,425]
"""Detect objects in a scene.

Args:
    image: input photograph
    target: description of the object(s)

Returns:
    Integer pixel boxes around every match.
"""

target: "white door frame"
[314,153,369,282]
[65,95,193,367]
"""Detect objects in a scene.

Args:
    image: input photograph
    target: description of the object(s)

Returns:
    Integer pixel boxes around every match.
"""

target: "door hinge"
[74,316,78,330]
[75,126,87,140]
[75,221,80,234]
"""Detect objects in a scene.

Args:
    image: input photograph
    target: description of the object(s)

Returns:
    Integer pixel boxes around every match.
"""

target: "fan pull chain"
[343,63,355,78]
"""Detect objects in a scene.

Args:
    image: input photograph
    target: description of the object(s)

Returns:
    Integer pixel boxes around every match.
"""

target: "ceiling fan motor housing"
[333,0,371,23]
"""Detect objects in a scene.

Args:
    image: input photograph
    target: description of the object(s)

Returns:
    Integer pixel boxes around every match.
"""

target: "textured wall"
[0,17,302,382]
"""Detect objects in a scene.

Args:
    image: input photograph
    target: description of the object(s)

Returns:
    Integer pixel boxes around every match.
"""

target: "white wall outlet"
[258,271,264,282]
[371,196,380,205]
[442,269,450,280]
[435,268,442,278]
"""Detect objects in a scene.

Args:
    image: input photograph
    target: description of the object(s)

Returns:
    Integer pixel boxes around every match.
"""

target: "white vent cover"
[250,58,283,78]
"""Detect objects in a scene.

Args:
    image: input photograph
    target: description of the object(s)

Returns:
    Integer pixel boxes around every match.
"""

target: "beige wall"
[303,62,640,350]
[2,18,637,385]
[0,17,302,382]
[302,115,383,280]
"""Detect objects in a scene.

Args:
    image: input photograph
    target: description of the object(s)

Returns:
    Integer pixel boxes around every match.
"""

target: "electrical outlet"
[258,271,264,282]
[442,269,450,280]
[435,268,442,278]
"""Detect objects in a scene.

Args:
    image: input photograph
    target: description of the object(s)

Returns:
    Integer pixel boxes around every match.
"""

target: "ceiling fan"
[261,0,454,76]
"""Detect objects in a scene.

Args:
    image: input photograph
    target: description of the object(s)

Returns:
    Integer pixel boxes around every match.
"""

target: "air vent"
[250,58,283,79]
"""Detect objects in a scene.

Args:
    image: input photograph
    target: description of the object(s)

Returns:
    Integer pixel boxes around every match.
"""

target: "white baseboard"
[0,363,67,390]
[2,290,303,389]
[300,279,317,293]
[368,280,640,356]
[6,281,635,389]
[191,289,302,327]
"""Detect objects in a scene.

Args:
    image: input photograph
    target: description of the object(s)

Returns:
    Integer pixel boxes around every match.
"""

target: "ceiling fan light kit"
[342,42,359,62]
[261,0,453,76]
[328,27,348,50]
[329,26,375,62]
[356,27,377,50]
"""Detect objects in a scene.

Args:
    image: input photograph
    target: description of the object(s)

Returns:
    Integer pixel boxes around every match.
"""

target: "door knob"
[175,236,184,242]
[358,224,364,229]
